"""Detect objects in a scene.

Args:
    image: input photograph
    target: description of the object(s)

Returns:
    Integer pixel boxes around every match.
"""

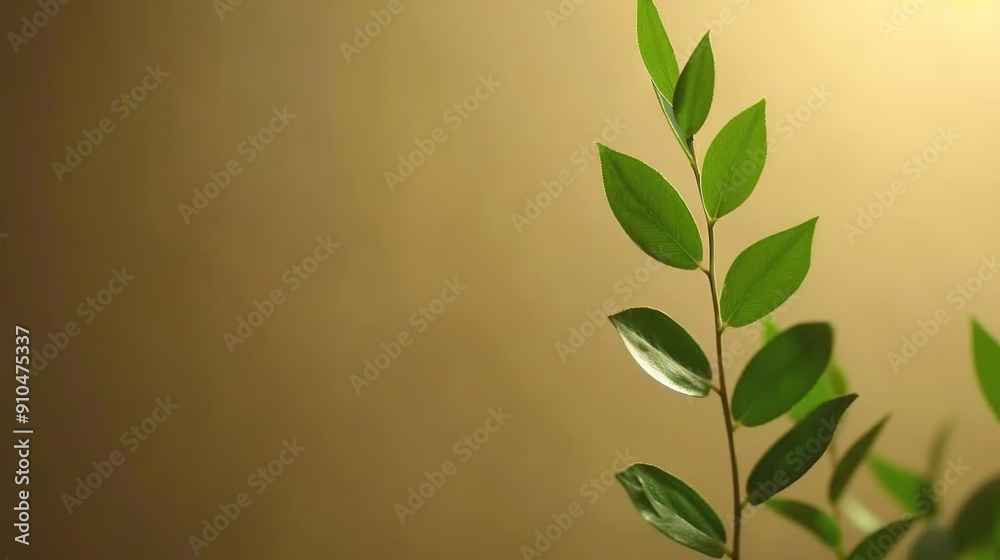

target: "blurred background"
[2,0,999,558]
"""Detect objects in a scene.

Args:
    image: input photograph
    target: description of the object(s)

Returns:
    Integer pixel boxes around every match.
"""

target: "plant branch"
[690,149,744,560]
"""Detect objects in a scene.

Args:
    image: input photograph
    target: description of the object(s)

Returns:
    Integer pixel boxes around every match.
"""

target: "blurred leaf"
[609,307,712,397]
[766,499,841,549]
[828,361,850,394]
[598,144,703,269]
[847,518,917,560]
[720,218,818,328]
[994,518,1000,558]
[951,476,1000,554]
[928,421,954,482]
[637,0,679,99]
[995,517,1000,556]
[973,547,994,560]
[869,455,934,518]
[841,494,884,534]
[830,416,890,504]
[673,32,714,139]
[701,100,767,220]
[761,317,781,342]
[731,323,833,427]
[616,463,727,558]
[788,362,848,422]
[910,524,954,560]
[747,394,857,504]
[972,319,1000,423]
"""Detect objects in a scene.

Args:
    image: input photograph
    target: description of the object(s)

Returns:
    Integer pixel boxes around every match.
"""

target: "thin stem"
[689,148,743,560]
[707,227,743,560]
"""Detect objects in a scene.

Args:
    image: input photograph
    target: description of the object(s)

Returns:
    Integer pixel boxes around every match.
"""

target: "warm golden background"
[2,0,1000,558]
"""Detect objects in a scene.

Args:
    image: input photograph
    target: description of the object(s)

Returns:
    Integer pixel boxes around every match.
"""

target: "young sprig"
[596,2,918,558]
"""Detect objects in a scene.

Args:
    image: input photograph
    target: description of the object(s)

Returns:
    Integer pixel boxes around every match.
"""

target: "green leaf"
[766,499,842,549]
[788,362,848,422]
[701,99,767,220]
[609,307,712,397]
[761,316,781,342]
[994,518,1000,558]
[653,84,694,162]
[672,33,715,139]
[973,546,995,560]
[951,476,1000,554]
[598,144,703,270]
[868,455,934,518]
[841,494,884,534]
[720,218,818,328]
[995,515,1000,555]
[828,361,850,394]
[731,323,834,427]
[830,416,890,504]
[910,525,955,560]
[928,421,953,482]
[972,319,1000,423]
[846,518,917,560]
[637,0,680,102]
[746,394,857,504]
[616,463,727,558]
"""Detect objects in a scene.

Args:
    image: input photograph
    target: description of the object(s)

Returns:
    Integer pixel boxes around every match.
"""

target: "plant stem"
[707,224,743,560]
[689,152,743,560]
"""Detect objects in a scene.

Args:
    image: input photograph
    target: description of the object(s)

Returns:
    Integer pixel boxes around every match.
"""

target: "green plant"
[856,319,1000,560]
[598,1,1000,558]
[762,319,1000,560]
